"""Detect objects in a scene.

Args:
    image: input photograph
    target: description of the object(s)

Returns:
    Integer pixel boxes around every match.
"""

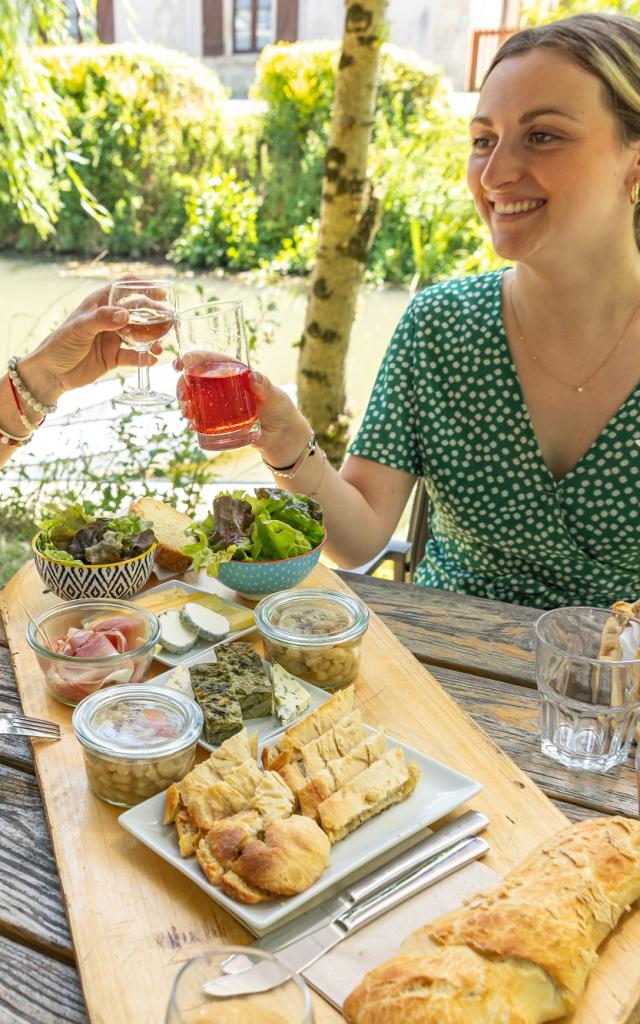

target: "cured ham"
[87,615,147,649]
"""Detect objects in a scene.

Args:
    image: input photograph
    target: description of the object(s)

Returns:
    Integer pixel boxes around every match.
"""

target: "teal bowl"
[216,536,325,598]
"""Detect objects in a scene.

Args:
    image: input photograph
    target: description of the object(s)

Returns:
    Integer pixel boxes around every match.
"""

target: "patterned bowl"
[216,535,326,599]
[32,535,158,601]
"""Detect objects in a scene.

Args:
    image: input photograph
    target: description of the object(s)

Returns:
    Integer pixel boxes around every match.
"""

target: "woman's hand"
[174,360,311,465]
[18,283,162,407]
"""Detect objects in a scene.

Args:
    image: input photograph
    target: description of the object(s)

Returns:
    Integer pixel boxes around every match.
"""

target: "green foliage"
[0,0,111,239]
[0,405,218,585]
[521,0,640,24]
[249,41,450,265]
[169,171,260,269]
[0,44,228,256]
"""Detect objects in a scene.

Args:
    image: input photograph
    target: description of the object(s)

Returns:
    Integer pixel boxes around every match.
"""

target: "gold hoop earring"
[631,182,640,205]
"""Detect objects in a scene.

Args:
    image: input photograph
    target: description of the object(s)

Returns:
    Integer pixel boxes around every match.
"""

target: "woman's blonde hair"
[485,13,640,242]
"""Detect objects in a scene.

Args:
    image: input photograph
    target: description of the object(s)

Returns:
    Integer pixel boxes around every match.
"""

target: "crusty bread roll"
[344,816,640,1024]
[224,815,330,901]
[130,496,194,573]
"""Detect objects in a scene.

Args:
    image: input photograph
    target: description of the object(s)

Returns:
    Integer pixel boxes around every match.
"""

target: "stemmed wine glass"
[109,278,177,409]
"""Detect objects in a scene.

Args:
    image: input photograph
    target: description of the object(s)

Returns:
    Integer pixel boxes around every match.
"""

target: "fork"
[0,712,61,740]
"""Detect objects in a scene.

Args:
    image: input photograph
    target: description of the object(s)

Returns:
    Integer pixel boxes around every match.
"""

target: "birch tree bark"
[296,0,388,465]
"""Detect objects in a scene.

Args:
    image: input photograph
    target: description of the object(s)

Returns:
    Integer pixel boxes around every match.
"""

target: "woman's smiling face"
[467,48,640,265]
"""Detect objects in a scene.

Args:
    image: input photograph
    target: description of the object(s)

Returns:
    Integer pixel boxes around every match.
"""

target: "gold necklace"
[508,277,640,394]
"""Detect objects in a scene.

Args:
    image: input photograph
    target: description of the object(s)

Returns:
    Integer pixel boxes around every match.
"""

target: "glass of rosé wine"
[174,300,260,451]
[109,278,177,409]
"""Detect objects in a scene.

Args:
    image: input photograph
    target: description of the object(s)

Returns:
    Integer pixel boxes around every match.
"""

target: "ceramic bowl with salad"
[32,503,158,600]
[183,488,326,598]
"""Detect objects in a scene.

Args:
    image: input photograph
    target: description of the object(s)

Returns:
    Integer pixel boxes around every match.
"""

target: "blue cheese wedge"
[180,602,229,642]
[159,610,198,654]
[158,665,194,699]
[270,663,311,727]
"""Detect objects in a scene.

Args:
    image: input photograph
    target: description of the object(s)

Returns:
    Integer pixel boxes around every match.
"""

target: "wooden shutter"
[96,0,114,43]
[276,0,298,42]
[203,0,224,55]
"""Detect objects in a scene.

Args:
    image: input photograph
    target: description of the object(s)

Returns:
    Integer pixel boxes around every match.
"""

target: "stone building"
[90,0,522,94]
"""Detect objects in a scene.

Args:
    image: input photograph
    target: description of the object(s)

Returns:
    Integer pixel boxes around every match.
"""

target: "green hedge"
[171,41,500,283]
[0,40,500,283]
[0,44,228,256]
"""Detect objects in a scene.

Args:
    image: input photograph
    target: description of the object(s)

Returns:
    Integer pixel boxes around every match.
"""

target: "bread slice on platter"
[129,496,194,573]
[164,728,257,825]
[344,816,640,1024]
[167,688,420,901]
[298,731,386,818]
[262,685,354,769]
[318,747,420,843]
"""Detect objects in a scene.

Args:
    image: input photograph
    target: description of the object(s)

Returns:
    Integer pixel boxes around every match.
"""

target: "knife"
[203,834,488,997]
[253,809,488,956]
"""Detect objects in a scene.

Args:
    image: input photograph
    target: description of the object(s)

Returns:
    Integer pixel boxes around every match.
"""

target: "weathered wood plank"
[0,763,73,959]
[430,665,638,819]
[0,935,86,1024]
[342,571,538,687]
[553,800,608,822]
[0,648,32,771]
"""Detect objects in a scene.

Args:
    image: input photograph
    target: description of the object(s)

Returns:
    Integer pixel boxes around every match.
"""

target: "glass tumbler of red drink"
[174,300,260,451]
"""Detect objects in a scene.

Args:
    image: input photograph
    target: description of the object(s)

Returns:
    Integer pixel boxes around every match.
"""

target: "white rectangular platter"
[119,732,481,936]
[150,663,332,751]
[141,580,257,668]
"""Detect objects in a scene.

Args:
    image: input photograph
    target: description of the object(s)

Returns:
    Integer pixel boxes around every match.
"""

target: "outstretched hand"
[20,282,163,405]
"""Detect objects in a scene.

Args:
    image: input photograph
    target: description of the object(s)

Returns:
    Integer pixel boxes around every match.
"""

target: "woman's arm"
[0,283,161,469]
[249,374,417,568]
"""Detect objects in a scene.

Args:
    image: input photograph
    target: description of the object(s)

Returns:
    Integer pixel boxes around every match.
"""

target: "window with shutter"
[233,0,275,53]
[96,0,114,42]
[203,0,225,56]
[276,0,298,42]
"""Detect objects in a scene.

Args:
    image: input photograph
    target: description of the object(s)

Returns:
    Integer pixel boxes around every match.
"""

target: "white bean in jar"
[263,636,363,691]
[82,745,196,807]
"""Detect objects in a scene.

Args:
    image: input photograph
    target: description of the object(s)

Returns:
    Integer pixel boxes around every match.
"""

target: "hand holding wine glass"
[109,278,177,409]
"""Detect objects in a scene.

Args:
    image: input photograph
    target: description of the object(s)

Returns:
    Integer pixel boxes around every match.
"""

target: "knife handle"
[338,836,489,934]
[347,810,489,905]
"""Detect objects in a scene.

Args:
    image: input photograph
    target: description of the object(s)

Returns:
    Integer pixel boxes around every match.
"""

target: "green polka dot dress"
[349,269,640,609]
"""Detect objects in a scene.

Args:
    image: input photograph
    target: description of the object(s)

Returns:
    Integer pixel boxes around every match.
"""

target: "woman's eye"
[470,136,495,150]
[529,131,558,144]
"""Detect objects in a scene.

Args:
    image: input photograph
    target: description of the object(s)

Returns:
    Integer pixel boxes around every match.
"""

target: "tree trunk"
[296,0,388,466]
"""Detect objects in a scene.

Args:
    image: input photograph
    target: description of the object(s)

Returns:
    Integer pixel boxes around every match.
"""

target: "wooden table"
[0,571,637,1023]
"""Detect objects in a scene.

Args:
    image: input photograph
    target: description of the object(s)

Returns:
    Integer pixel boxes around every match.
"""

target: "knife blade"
[203,834,488,997]
[253,809,488,956]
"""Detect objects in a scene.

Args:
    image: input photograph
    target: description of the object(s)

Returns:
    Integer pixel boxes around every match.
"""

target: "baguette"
[130,496,193,573]
[344,816,640,1024]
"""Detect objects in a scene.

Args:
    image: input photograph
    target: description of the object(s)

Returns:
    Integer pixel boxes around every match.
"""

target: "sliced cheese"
[270,663,311,727]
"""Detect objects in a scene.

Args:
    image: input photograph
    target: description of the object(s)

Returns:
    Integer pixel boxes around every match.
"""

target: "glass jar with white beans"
[255,589,369,692]
[72,685,203,807]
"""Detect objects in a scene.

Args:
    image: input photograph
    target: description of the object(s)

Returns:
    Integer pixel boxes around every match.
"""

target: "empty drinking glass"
[534,606,640,773]
[165,947,313,1023]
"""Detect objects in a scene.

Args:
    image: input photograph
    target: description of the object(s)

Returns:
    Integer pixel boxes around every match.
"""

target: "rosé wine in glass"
[175,300,260,451]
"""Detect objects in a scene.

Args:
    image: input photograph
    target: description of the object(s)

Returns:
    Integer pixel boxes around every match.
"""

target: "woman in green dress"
[243,15,640,607]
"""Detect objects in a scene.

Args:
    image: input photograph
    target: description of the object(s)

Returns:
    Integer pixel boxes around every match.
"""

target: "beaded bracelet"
[8,356,57,416]
[0,423,34,446]
[7,376,45,433]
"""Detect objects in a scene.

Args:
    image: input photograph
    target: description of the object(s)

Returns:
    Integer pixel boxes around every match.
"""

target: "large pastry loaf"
[344,816,640,1024]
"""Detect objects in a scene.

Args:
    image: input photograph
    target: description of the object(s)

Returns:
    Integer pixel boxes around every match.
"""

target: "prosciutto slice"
[54,627,121,659]
[87,615,147,649]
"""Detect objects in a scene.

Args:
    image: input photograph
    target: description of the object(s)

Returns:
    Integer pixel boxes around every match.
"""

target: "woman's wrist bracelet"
[7,376,45,432]
[8,356,58,416]
[0,421,34,446]
[261,431,317,479]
